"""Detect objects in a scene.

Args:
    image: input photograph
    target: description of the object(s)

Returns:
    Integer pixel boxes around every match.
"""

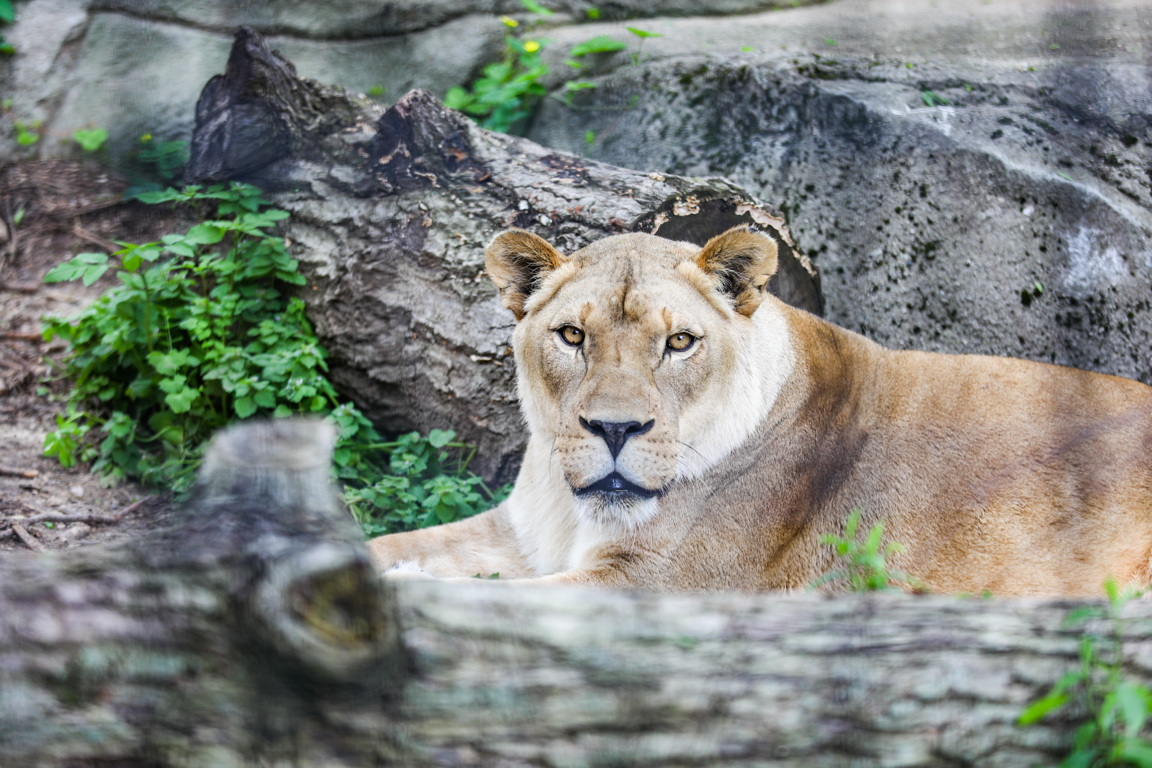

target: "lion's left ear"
[693,225,778,317]
[485,229,568,321]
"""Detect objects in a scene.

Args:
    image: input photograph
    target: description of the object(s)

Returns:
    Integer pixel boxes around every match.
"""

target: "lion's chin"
[571,473,663,529]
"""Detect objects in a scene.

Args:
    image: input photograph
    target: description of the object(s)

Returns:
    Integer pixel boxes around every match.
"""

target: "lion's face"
[487,226,781,527]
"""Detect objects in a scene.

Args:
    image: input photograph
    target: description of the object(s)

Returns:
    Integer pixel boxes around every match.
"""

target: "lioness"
[367,226,1152,595]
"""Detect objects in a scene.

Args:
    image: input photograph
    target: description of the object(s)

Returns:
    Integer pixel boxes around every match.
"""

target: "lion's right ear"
[485,229,568,321]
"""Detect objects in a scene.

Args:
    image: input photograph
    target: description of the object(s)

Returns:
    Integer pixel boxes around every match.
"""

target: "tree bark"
[2,421,1150,766]
[184,28,823,485]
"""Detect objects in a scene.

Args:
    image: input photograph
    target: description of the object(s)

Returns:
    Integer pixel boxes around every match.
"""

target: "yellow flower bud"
[524,40,540,52]
[500,15,519,27]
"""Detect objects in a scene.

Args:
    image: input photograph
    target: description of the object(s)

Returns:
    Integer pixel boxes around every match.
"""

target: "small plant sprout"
[14,120,40,146]
[1018,578,1152,766]
[72,128,109,153]
[812,508,925,592]
[367,85,386,98]
[920,90,950,107]
[626,26,662,64]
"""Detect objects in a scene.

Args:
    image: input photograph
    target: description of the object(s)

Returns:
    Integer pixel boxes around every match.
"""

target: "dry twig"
[0,332,42,342]
[0,282,38,294]
[72,219,120,253]
[11,523,43,552]
[20,511,121,526]
[0,466,39,479]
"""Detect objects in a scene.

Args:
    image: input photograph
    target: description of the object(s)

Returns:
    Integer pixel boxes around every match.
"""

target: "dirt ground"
[0,159,189,554]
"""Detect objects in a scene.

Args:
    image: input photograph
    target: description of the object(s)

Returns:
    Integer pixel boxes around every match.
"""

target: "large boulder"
[527,0,1152,384]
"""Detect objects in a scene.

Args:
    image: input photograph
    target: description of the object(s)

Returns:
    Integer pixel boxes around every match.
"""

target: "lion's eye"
[667,332,696,352]
[559,326,585,346]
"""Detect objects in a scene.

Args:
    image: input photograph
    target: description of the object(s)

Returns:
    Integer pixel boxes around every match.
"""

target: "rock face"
[526,0,1152,384]
[182,29,821,484]
[0,0,822,168]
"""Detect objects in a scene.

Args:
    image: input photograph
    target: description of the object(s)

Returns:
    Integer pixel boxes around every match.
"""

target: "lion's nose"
[579,418,654,459]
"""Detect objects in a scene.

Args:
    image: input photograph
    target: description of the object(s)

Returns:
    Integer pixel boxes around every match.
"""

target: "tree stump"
[184,27,823,484]
[2,419,1150,766]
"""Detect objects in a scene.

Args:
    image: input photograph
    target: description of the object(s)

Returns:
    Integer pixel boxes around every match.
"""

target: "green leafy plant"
[15,120,40,146]
[444,0,554,134]
[72,128,109,153]
[41,182,506,535]
[344,427,510,536]
[0,0,14,55]
[446,2,643,134]
[444,33,549,134]
[42,182,349,489]
[1019,580,1152,767]
[812,508,924,592]
[124,133,190,197]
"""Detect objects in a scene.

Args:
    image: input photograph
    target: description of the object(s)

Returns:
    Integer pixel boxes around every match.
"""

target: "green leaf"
[1115,682,1151,735]
[73,128,109,152]
[519,0,553,15]
[570,35,627,57]
[1115,740,1152,768]
[920,90,949,107]
[0,1,14,24]
[428,429,456,448]
[626,26,662,38]
[1104,575,1121,604]
[165,387,198,414]
[184,222,226,245]
[234,395,256,418]
[133,189,184,205]
[444,86,475,111]
[1018,692,1070,725]
[44,252,110,284]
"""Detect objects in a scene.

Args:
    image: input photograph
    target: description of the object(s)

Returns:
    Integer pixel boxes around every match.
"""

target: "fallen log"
[2,419,1149,765]
[184,27,823,484]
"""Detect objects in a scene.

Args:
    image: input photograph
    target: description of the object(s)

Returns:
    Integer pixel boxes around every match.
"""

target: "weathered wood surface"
[0,420,405,767]
[3,420,1152,766]
[183,28,823,484]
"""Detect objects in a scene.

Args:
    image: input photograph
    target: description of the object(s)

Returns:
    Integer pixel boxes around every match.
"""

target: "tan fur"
[367,226,1152,596]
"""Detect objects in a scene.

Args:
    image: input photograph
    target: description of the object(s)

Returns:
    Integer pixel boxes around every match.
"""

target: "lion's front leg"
[365,504,534,580]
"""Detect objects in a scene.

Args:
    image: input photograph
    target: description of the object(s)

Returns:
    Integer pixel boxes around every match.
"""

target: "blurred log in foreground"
[183,27,824,485]
[3,420,1152,766]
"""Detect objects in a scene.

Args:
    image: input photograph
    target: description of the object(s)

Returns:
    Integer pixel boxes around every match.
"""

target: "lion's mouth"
[573,472,661,500]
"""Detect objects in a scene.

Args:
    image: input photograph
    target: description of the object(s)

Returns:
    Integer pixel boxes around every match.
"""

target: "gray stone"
[85,0,827,37]
[6,2,505,168]
[528,0,1152,384]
